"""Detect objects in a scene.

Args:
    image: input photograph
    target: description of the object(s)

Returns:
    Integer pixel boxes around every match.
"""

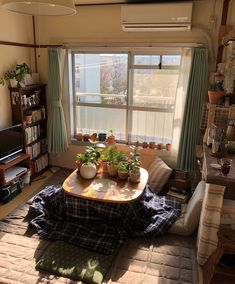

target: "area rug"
[0,168,199,284]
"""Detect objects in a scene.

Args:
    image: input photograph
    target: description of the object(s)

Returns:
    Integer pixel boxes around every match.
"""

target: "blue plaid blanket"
[29,185,181,254]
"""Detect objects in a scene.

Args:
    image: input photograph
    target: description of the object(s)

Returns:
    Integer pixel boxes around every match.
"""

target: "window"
[71,50,181,144]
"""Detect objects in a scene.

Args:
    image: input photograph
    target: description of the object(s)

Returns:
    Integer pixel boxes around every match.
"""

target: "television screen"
[0,124,24,162]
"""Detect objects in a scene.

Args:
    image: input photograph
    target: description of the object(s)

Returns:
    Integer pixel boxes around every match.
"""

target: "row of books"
[25,125,41,145]
[25,106,46,123]
[26,142,41,160]
[31,153,49,176]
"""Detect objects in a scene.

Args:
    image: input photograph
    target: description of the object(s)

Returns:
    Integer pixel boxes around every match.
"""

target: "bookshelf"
[9,84,49,179]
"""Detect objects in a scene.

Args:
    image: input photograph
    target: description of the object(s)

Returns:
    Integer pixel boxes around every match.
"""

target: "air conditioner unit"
[121,2,193,32]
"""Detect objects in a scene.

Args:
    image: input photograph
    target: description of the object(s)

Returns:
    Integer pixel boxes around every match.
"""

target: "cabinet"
[9,84,49,179]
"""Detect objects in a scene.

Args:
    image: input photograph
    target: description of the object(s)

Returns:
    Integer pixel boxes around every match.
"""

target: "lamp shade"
[2,0,76,16]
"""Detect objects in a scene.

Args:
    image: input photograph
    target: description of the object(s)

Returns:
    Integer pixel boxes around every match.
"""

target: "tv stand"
[0,153,30,186]
[0,154,22,165]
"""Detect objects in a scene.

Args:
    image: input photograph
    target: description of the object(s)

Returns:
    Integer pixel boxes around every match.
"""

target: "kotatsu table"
[29,168,181,254]
[63,167,148,203]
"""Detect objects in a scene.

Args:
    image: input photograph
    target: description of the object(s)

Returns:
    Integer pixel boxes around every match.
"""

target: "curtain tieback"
[51,101,62,107]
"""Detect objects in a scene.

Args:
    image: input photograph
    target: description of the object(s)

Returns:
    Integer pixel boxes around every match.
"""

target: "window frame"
[70,48,181,144]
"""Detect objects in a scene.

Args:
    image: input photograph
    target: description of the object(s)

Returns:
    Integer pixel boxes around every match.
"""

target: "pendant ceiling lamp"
[2,0,77,16]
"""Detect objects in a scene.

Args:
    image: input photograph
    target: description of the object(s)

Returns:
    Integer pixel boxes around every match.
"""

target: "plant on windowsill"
[208,80,224,105]
[128,146,141,183]
[107,128,115,145]
[0,63,31,88]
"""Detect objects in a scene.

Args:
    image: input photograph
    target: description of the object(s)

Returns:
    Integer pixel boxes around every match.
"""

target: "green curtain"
[47,48,68,153]
[176,47,208,170]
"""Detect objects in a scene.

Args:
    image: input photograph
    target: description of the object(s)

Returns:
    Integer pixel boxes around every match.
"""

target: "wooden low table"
[63,167,148,203]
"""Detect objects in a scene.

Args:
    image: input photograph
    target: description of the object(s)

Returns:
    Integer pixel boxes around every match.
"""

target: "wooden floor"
[0,170,53,219]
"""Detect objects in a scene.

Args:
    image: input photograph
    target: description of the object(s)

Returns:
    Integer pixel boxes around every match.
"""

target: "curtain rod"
[0,40,63,48]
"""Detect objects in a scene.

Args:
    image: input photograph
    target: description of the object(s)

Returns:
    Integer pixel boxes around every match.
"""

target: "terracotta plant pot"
[129,171,140,183]
[142,142,148,148]
[101,161,108,172]
[80,163,97,179]
[157,143,163,150]
[208,91,224,105]
[107,164,118,177]
[83,134,90,141]
[107,135,115,145]
[166,143,171,151]
[118,171,129,180]
[76,160,82,173]
[75,133,83,141]
[149,142,156,149]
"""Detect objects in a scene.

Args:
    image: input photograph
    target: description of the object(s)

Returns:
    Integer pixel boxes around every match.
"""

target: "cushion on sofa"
[169,181,205,236]
[148,157,172,194]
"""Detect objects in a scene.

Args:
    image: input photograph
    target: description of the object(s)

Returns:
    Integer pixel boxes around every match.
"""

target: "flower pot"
[25,115,32,125]
[142,142,148,148]
[83,134,90,141]
[149,142,156,149]
[75,133,83,141]
[118,170,129,180]
[107,164,118,177]
[208,91,224,105]
[80,163,97,179]
[9,79,18,88]
[157,143,163,150]
[98,133,107,141]
[107,135,115,145]
[101,161,108,172]
[129,171,140,183]
[166,143,171,151]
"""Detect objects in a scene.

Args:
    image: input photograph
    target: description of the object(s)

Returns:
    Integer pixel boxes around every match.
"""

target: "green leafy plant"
[76,141,101,165]
[117,161,128,172]
[129,146,141,173]
[209,80,224,92]
[0,63,31,86]
[106,146,118,165]
[117,151,127,162]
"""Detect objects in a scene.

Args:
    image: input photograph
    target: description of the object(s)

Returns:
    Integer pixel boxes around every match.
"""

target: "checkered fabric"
[29,184,181,254]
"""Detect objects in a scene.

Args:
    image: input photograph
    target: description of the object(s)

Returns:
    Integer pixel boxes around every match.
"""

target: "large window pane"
[76,106,126,141]
[129,111,173,144]
[74,53,128,105]
[131,69,179,109]
[133,55,160,66]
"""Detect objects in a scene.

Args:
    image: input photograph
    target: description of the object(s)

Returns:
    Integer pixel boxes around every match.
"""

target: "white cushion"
[148,157,172,194]
[169,181,205,236]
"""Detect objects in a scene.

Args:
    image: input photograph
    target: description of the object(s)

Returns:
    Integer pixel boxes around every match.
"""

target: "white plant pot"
[9,79,18,88]
[80,163,97,179]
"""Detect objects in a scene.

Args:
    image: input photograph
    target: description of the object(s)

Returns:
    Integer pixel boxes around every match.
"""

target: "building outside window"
[70,50,181,145]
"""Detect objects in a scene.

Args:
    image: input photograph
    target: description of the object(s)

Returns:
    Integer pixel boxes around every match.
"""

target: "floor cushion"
[36,240,116,284]
[148,157,172,194]
[169,181,205,236]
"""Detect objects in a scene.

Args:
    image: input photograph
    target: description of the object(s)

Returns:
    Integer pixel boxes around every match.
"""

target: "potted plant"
[79,143,101,179]
[107,129,115,145]
[117,151,127,162]
[128,146,141,183]
[0,63,31,87]
[24,110,33,125]
[98,132,107,142]
[76,153,86,172]
[208,80,224,105]
[106,146,118,177]
[100,149,109,172]
[117,161,129,180]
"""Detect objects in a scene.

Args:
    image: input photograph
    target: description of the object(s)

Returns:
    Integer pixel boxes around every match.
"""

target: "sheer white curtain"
[170,48,192,164]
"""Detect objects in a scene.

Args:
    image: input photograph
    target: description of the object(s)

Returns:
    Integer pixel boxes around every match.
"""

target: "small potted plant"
[0,63,31,87]
[107,129,115,145]
[117,161,129,180]
[106,146,118,177]
[24,110,33,125]
[76,153,86,172]
[100,149,109,172]
[128,146,141,183]
[208,80,224,105]
[117,151,127,163]
[98,132,107,142]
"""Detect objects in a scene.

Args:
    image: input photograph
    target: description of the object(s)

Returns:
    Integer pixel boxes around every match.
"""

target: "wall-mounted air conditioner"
[121,2,193,32]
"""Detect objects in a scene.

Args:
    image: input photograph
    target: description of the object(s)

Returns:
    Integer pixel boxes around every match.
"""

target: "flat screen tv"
[0,124,24,163]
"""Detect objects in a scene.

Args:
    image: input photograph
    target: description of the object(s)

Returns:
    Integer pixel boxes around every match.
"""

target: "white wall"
[0,5,34,129]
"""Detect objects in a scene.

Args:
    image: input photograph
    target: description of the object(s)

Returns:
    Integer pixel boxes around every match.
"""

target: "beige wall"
[0,5,34,129]
[33,1,233,169]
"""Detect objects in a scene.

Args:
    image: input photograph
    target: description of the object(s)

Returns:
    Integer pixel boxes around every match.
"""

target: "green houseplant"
[106,146,118,177]
[128,146,141,183]
[117,161,129,180]
[0,63,31,87]
[208,80,224,105]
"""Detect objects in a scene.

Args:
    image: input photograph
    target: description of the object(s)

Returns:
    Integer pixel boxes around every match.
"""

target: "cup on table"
[220,159,232,176]
[211,139,220,155]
